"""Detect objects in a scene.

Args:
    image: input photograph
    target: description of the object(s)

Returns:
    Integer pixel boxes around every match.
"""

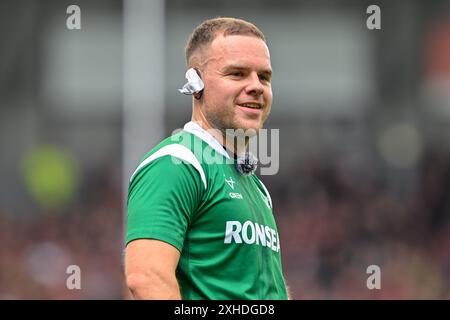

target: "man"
[125,17,288,300]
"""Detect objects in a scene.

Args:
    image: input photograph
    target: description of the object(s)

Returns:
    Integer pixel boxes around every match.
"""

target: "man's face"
[199,34,273,134]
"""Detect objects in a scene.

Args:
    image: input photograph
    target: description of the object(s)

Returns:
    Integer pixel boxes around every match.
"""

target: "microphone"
[236,152,258,176]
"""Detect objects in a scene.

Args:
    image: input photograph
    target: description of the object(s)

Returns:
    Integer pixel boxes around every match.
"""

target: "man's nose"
[245,73,264,96]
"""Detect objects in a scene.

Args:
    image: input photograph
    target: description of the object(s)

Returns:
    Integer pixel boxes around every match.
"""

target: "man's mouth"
[238,103,263,110]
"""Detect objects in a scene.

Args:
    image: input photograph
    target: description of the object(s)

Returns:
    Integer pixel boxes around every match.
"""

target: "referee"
[125,17,289,300]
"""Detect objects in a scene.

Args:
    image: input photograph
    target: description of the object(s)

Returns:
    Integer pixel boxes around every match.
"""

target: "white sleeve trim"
[129,144,207,190]
[258,179,273,209]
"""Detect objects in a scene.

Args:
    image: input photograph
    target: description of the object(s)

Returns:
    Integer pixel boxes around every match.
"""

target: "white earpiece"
[178,68,204,95]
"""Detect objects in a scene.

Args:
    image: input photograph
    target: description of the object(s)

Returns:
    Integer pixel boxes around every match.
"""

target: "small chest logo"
[225,177,235,189]
[224,176,243,200]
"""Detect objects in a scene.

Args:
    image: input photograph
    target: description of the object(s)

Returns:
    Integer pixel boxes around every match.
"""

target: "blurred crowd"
[0,167,124,299]
[275,144,450,299]
[1,145,450,299]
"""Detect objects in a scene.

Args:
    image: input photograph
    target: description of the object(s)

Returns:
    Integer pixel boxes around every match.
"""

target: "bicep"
[125,238,180,278]
[125,239,181,299]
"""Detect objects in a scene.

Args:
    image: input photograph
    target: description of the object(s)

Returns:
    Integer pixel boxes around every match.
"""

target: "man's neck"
[190,115,248,156]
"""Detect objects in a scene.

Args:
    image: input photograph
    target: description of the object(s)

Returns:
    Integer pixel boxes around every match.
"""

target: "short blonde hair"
[185,17,266,66]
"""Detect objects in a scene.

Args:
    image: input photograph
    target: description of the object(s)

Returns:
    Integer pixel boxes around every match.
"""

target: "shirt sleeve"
[125,155,204,251]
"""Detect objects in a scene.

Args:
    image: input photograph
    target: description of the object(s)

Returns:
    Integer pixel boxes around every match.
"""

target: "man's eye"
[230,71,243,77]
[259,74,271,82]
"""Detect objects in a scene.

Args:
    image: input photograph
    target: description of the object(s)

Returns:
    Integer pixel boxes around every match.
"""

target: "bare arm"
[125,239,181,299]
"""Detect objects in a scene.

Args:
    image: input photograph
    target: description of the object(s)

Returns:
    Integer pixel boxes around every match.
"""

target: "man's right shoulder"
[129,130,207,189]
[143,130,203,160]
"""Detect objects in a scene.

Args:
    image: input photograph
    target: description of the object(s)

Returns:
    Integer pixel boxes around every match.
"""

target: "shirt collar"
[183,121,230,159]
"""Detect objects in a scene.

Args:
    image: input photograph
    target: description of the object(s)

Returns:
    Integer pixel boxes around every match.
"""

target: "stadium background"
[1,0,450,299]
